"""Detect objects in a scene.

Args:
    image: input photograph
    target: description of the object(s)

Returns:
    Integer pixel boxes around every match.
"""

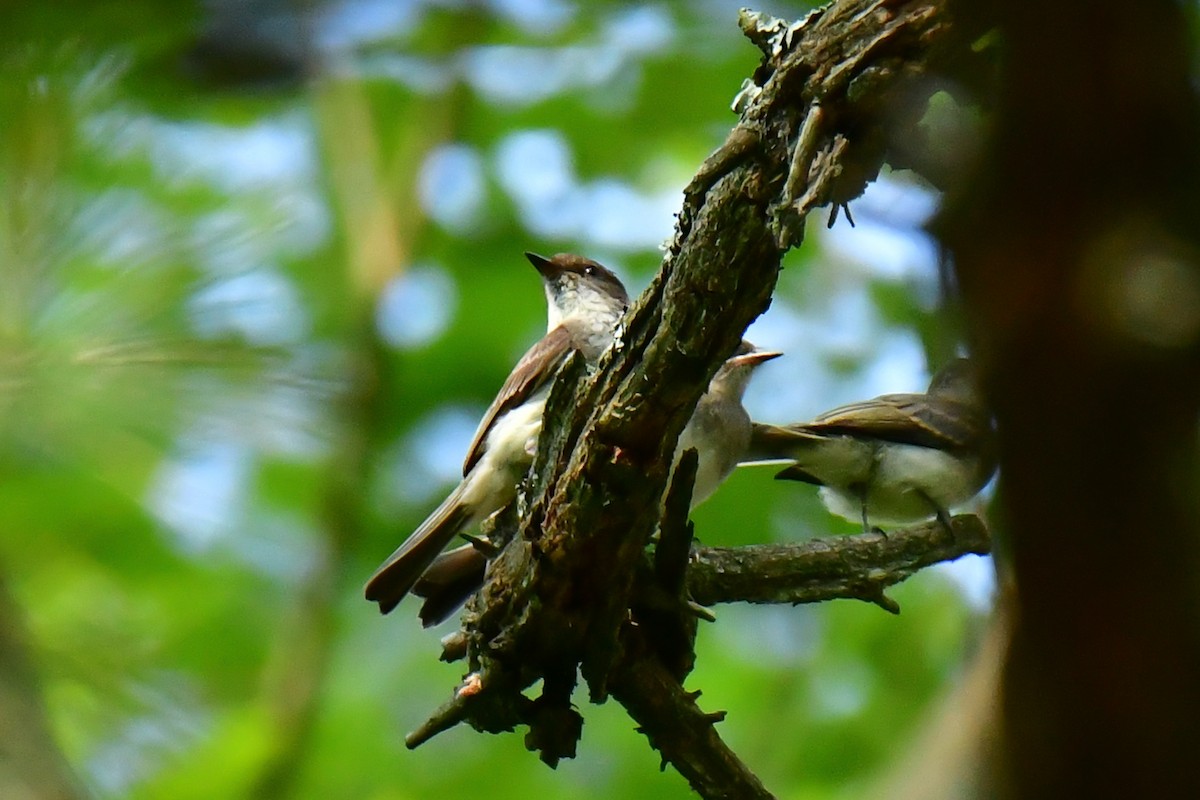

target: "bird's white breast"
[673,398,750,509]
[820,442,984,525]
[461,391,547,512]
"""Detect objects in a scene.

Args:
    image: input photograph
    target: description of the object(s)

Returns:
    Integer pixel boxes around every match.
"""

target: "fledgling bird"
[746,358,995,532]
[412,341,782,627]
[364,252,629,614]
[675,342,783,506]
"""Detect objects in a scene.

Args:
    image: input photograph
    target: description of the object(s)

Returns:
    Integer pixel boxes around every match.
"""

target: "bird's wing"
[462,324,573,476]
[412,544,488,628]
[364,481,473,614]
[802,393,985,451]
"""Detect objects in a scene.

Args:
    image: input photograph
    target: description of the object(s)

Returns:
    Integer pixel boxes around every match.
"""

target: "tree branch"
[609,657,774,800]
[689,514,990,611]
[407,1,965,794]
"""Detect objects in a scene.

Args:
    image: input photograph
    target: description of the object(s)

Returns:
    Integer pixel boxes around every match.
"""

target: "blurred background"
[0,1,994,798]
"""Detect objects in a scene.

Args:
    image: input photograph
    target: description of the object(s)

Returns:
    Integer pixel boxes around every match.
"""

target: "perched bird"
[412,341,782,627]
[364,252,629,614]
[746,358,995,532]
[674,342,783,507]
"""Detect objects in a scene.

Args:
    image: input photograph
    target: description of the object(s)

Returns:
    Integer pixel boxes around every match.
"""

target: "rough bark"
[689,514,990,610]
[408,2,977,797]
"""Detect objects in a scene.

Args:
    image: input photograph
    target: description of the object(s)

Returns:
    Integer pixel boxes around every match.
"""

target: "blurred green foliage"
[0,2,989,798]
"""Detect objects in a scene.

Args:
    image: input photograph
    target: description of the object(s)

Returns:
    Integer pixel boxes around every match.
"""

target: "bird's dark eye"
[583,266,593,275]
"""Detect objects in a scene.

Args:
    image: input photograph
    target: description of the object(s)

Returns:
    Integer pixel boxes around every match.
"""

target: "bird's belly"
[686,447,739,508]
[674,409,747,509]
[821,444,982,525]
[791,436,877,486]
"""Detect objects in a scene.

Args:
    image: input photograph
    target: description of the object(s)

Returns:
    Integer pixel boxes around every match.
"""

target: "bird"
[411,341,782,627]
[746,358,995,532]
[674,341,783,507]
[364,252,629,614]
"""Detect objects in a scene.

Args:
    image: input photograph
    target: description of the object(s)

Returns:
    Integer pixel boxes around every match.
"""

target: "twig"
[610,657,775,800]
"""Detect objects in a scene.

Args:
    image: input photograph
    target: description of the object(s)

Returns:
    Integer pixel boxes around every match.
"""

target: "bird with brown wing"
[745,359,995,532]
[412,341,782,627]
[364,252,629,615]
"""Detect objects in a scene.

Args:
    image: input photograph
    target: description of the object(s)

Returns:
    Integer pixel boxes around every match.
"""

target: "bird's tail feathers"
[774,463,823,484]
[364,482,473,615]
[412,544,489,627]
[741,422,825,465]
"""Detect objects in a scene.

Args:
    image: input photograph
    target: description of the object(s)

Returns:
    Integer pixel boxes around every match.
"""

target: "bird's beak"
[525,251,556,278]
[729,350,783,368]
